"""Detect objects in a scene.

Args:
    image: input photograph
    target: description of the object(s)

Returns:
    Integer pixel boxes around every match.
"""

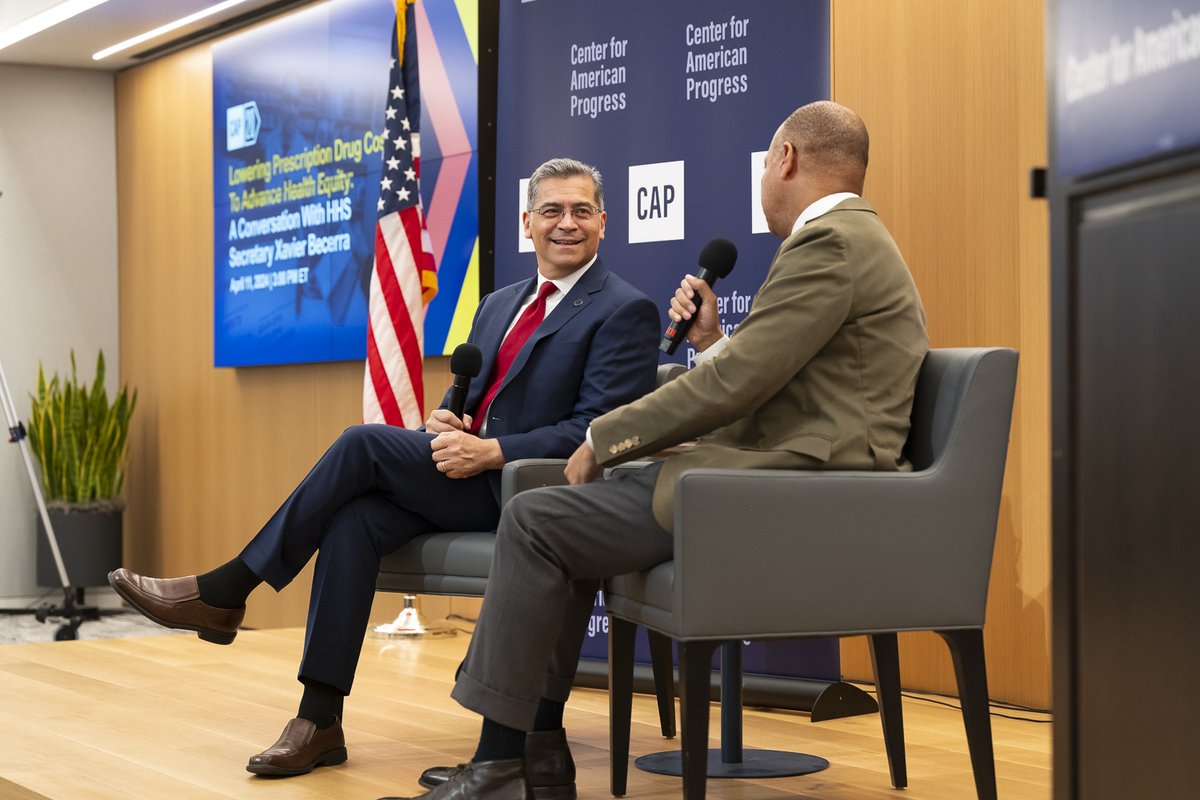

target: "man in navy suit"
[108,158,660,777]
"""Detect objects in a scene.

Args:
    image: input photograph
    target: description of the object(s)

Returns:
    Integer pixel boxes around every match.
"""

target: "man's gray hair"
[526,158,605,211]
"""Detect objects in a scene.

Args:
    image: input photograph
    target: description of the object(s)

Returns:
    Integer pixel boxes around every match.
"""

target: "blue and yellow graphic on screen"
[413,0,480,355]
[211,0,478,365]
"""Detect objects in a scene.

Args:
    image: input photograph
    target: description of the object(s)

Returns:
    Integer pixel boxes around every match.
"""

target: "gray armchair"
[605,347,1019,800]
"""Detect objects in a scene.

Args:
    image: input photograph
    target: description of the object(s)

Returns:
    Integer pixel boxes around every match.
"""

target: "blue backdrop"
[496,0,839,682]
[496,0,831,368]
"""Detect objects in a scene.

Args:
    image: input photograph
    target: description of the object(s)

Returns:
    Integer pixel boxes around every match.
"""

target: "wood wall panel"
[832,0,1050,707]
[116,0,1049,707]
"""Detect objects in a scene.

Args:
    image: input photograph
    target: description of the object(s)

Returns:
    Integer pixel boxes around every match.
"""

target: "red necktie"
[470,281,558,433]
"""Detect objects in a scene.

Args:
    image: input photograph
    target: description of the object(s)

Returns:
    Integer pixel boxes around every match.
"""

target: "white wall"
[0,64,119,601]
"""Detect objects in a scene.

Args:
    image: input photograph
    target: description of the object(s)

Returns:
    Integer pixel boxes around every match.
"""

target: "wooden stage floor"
[0,627,1050,799]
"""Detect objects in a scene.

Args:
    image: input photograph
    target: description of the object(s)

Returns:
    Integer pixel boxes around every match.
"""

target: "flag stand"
[0,357,107,640]
[369,595,457,639]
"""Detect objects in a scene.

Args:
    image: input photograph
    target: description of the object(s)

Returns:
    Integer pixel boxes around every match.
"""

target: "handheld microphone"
[446,343,482,420]
[659,237,738,354]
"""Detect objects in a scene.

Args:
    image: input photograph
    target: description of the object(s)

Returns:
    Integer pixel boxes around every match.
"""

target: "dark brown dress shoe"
[381,758,532,800]
[247,717,347,776]
[418,729,575,799]
[108,568,245,644]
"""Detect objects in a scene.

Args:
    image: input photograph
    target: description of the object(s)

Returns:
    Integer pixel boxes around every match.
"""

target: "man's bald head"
[759,102,870,236]
[778,101,869,191]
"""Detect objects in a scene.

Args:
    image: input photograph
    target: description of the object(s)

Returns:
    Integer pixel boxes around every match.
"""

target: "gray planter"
[36,507,123,588]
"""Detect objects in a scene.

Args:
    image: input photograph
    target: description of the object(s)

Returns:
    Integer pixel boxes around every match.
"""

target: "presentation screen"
[495,0,837,680]
[212,0,479,367]
[495,0,830,368]
[1056,0,1200,177]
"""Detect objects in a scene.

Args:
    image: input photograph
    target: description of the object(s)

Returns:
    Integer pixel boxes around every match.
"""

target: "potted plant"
[26,351,136,587]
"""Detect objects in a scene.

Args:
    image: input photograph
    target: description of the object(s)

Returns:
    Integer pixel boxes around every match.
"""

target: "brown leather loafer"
[107,568,245,645]
[247,717,347,777]
[381,758,531,800]
[418,729,575,800]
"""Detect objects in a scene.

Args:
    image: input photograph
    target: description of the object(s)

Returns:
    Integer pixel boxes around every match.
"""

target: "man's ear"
[522,210,532,238]
[779,142,799,179]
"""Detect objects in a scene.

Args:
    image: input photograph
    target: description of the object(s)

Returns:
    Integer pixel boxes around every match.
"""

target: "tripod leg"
[56,621,81,641]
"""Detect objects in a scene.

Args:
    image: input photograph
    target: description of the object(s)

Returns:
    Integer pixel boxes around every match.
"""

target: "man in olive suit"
[389,100,929,800]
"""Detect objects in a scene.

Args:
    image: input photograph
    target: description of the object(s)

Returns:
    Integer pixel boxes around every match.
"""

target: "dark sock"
[196,557,260,609]
[297,679,343,730]
[473,718,526,763]
[532,697,564,732]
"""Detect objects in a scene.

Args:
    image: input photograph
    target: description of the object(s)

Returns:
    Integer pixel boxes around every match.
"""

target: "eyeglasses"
[530,203,602,222]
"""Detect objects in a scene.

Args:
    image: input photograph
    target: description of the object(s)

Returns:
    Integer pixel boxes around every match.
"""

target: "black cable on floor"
[846,679,1053,724]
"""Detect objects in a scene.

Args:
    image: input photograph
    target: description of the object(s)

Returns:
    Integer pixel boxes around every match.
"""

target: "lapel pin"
[573,299,583,306]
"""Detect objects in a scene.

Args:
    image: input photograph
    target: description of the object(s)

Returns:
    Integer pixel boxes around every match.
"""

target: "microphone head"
[450,343,483,378]
[697,238,738,279]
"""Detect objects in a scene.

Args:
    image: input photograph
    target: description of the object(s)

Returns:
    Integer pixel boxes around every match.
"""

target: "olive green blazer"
[592,198,929,530]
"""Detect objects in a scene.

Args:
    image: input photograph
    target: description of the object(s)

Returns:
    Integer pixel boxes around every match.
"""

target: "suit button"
[609,445,619,455]
[631,436,640,446]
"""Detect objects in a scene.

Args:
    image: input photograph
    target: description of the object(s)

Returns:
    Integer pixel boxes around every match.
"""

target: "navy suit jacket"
[440,259,660,500]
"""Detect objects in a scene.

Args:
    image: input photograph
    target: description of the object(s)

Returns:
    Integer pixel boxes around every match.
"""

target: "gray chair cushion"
[376,531,495,596]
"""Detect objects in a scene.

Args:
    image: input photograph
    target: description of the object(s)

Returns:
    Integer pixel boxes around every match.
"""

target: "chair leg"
[608,615,636,797]
[678,639,719,800]
[647,629,677,738]
[868,633,907,788]
[719,641,743,763]
[937,629,997,800]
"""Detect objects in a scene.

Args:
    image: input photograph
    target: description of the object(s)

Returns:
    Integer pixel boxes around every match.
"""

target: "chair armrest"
[500,458,569,506]
[657,363,686,385]
[669,466,999,637]
[604,460,656,479]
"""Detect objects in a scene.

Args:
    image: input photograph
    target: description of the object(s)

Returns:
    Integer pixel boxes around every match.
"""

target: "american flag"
[364,0,437,427]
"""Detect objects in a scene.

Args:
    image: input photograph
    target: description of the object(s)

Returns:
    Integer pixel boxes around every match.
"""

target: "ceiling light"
[92,0,255,61]
[0,0,112,51]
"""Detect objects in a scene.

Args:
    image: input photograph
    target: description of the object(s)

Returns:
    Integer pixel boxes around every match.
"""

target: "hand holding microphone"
[425,343,482,432]
[660,238,737,354]
[430,342,503,477]
[668,276,722,351]
[446,343,482,419]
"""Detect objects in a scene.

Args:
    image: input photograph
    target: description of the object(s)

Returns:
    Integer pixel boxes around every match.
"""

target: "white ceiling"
[0,0,311,71]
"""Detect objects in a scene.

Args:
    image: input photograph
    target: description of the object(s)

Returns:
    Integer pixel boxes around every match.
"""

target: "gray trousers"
[451,462,673,731]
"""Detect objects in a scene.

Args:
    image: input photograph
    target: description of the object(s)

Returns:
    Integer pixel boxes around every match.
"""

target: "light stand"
[0,357,104,640]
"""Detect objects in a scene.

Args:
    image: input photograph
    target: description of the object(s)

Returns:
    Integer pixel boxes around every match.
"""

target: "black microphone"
[446,343,482,420]
[659,237,738,354]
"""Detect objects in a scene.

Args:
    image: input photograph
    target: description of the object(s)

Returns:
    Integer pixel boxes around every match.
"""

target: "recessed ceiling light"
[92,0,255,61]
[0,0,113,51]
